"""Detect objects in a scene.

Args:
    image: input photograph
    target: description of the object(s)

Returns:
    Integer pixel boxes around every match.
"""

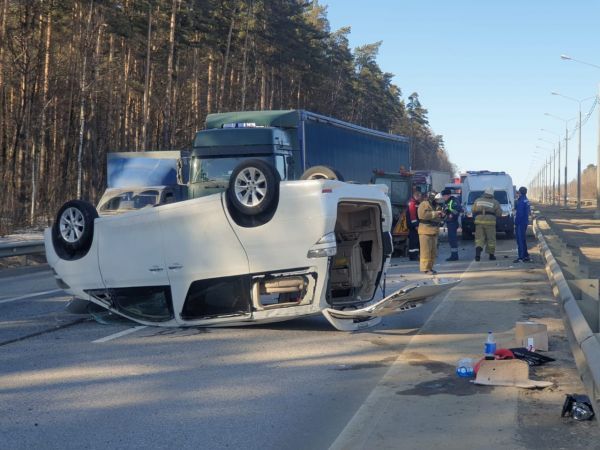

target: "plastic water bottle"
[484,331,496,360]
[456,358,474,377]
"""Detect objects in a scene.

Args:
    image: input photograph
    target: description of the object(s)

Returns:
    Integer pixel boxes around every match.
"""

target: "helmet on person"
[484,187,494,196]
[519,186,527,195]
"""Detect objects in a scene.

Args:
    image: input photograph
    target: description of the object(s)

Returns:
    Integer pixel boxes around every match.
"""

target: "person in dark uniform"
[442,188,462,261]
[514,186,531,263]
[406,188,422,261]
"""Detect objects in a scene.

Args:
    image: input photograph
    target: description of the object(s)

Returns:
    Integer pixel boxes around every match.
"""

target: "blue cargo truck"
[188,110,410,198]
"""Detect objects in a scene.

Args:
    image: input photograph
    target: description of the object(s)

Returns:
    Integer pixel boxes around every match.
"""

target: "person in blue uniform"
[514,186,531,263]
[441,188,462,261]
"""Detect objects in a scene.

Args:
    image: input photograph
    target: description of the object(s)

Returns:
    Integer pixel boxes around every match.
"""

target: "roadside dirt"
[515,245,600,449]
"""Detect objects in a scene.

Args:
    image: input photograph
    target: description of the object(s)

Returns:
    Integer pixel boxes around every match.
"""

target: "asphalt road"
[0,239,481,450]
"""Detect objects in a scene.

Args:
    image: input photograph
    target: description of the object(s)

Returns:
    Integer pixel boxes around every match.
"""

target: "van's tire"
[52,199,98,259]
[300,166,345,181]
[227,159,280,217]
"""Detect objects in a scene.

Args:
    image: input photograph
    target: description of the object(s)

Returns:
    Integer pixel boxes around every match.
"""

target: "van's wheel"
[227,159,280,217]
[300,165,345,181]
[52,199,98,258]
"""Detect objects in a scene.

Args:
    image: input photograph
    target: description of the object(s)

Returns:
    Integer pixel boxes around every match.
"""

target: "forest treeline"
[0,0,454,234]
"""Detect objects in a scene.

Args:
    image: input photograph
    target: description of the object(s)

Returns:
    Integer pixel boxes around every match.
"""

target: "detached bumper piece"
[322,278,461,331]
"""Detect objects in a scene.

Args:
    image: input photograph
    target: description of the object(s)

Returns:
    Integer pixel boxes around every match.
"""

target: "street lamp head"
[560,54,572,61]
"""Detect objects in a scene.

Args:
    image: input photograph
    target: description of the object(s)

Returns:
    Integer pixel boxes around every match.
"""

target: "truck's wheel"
[461,229,474,240]
[300,166,345,181]
[52,199,98,259]
[227,159,280,217]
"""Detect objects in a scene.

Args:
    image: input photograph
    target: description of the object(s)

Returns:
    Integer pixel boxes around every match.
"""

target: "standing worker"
[406,188,422,261]
[441,188,462,261]
[472,187,502,261]
[514,186,531,263]
[418,192,445,274]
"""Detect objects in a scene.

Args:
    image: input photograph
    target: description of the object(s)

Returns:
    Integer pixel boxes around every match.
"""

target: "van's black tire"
[227,159,280,217]
[300,165,345,181]
[52,199,98,259]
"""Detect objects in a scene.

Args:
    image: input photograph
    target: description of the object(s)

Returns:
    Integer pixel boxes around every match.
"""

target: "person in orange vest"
[406,188,422,261]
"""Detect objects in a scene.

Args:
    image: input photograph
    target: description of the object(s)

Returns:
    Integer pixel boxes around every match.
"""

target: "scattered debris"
[515,321,548,351]
[456,358,474,377]
[562,394,595,421]
[473,359,553,388]
[510,347,555,366]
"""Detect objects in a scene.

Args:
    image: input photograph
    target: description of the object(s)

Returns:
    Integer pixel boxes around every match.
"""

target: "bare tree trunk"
[193,47,200,127]
[240,1,252,110]
[0,0,8,174]
[77,0,94,199]
[206,53,213,114]
[163,0,178,147]
[268,66,274,109]
[141,5,152,150]
[260,65,267,110]
[217,7,236,112]
[32,7,52,224]
[121,44,131,149]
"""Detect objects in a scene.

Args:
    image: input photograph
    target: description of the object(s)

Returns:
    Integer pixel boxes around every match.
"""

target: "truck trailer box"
[188,110,410,198]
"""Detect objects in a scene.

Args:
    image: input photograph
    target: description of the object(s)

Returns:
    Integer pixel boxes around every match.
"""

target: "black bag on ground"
[509,347,555,366]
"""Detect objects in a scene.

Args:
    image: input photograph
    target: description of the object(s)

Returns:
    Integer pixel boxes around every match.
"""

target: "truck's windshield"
[467,190,509,204]
[98,190,160,212]
[375,178,410,204]
[190,156,275,183]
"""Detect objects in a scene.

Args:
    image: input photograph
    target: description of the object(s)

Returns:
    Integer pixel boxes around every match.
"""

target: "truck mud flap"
[322,278,461,331]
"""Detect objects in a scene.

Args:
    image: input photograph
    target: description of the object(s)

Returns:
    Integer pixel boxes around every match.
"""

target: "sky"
[323,0,600,187]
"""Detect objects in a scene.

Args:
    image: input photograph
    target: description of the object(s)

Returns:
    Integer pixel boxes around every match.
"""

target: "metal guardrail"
[537,199,596,207]
[0,240,45,258]
[534,217,600,408]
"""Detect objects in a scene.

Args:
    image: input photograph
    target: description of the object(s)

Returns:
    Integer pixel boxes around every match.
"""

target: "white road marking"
[0,289,63,305]
[329,259,476,450]
[92,326,147,344]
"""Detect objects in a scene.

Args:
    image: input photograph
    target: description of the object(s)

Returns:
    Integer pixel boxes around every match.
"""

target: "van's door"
[158,194,251,324]
[322,278,461,331]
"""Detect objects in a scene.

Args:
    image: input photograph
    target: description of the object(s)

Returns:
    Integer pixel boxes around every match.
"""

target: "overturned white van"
[45,160,458,331]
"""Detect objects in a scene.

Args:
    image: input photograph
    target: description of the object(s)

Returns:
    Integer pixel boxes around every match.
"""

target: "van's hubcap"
[235,167,267,207]
[59,207,85,243]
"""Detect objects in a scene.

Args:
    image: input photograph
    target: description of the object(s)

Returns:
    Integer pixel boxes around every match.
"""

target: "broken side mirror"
[177,157,190,185]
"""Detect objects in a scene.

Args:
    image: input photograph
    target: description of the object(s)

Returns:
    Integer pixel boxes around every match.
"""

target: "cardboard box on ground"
[515,321,548,351]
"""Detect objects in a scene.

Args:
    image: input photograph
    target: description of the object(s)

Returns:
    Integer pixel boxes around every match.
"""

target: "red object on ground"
[473,348,515,374]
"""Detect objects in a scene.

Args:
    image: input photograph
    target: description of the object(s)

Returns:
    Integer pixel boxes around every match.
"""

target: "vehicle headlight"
[307,232,337,258]
[315,232,336,245]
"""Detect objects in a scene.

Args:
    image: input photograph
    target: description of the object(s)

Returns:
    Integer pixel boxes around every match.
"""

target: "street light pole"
[565,124,568,206]
[560,54,600,215]
[551,93,594,208]
[541,128,561,205]
[545,113,575,206]
[536,144,553,204]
